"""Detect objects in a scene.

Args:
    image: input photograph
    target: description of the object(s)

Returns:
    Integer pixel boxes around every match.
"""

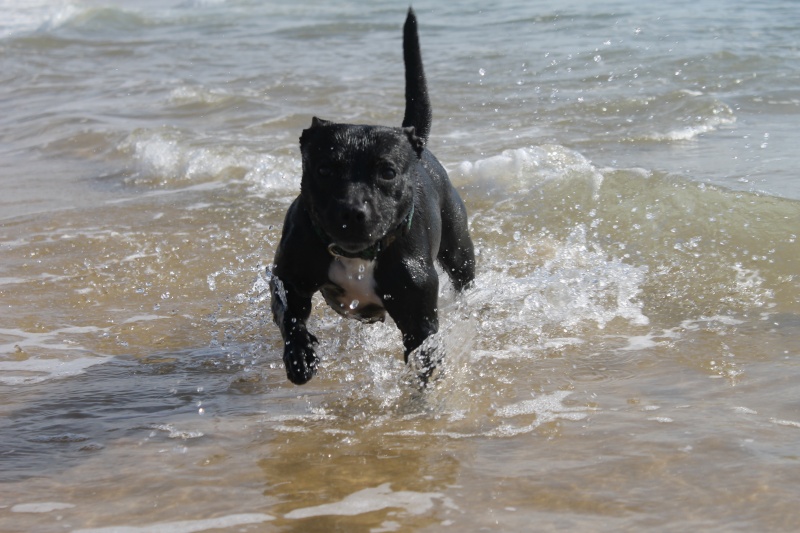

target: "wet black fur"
[269,9,475,385]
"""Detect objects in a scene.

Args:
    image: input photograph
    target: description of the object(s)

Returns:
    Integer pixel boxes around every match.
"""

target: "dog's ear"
[310,116,332,128]
[403,126,425,157]
[300,117,332,147]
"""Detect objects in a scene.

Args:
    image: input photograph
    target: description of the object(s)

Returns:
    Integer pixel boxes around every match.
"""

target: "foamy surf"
[72,513,274,533]
[284,483,455,520]
[0,0,78,39]
[118,129,301,192]
[0,326,113,385]
[451,144,604,197]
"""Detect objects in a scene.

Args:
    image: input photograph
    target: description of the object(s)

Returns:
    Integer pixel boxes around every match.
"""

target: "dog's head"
[299,117,423,254]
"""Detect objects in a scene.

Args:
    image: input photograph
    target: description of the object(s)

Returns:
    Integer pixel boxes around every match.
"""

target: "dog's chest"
[321,256,386,323]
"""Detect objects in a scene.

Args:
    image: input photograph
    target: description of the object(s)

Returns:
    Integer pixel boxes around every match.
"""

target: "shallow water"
[1,0,800,531]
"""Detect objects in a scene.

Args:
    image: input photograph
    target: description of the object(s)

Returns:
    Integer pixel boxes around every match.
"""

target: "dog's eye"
[379,166,397,180]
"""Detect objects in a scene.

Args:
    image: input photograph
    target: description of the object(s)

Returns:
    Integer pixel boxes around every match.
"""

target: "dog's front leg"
[379,261,441,383]
[270,275,318,385]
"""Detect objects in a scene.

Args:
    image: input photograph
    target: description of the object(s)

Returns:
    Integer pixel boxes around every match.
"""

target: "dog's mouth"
[328,231,380,255]
[324,212,390,254]
[324,219,400,259]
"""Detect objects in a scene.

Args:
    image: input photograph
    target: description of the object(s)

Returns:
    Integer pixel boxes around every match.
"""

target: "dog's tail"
[402,8,432,144]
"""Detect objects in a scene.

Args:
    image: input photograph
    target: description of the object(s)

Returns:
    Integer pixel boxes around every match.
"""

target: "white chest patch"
[322,256,386,323]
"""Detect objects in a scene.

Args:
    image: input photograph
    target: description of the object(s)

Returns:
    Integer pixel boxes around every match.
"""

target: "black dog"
[269,9,475,385]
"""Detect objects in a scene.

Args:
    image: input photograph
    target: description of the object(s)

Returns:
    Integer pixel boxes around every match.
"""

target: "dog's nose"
[340,203,368,226]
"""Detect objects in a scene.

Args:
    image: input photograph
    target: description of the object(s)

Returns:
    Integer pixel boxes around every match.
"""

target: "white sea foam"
[679,315,747,331]
[770,418,800,429]
[11,502,75,513]
[122,131,244,182]
[285,483,454,519]
[494,391,589,420]
[617,329,679,351]
[119,130,301,191]
[0,0,78,39]
[0,276,29,286]
[484,391,593,437]
[72,513,274,533]
[146,423,204,440]
[466,224,649,349]
[451,145,603,197]
[0,356,107,386]
[644,112,736,142]
[379,391,594,440]
[0,325,112,385]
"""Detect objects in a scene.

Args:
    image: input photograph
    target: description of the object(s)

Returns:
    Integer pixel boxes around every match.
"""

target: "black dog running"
[269,9,475,385]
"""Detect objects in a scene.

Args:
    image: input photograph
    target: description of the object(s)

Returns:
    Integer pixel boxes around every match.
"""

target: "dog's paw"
[408,333,445,387]
[283,331,319,385]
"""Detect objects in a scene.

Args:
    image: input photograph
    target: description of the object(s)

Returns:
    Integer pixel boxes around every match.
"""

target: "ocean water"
[1,0,799,531]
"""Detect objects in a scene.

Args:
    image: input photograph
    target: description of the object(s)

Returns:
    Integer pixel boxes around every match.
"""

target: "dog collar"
[316,204,414,261]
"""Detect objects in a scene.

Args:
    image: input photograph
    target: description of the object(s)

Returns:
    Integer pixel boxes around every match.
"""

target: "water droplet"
[358,264,366,273]
[349,299,359,310]
[478,68,486,76]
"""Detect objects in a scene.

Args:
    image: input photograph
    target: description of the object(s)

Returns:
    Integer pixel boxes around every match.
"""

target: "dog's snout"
[340,203,368,226]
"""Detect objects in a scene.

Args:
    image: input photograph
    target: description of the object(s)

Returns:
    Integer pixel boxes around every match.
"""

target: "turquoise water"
[1,1,799,531]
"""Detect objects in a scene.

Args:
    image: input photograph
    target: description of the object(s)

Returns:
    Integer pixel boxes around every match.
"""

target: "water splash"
[452,144,604,198]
